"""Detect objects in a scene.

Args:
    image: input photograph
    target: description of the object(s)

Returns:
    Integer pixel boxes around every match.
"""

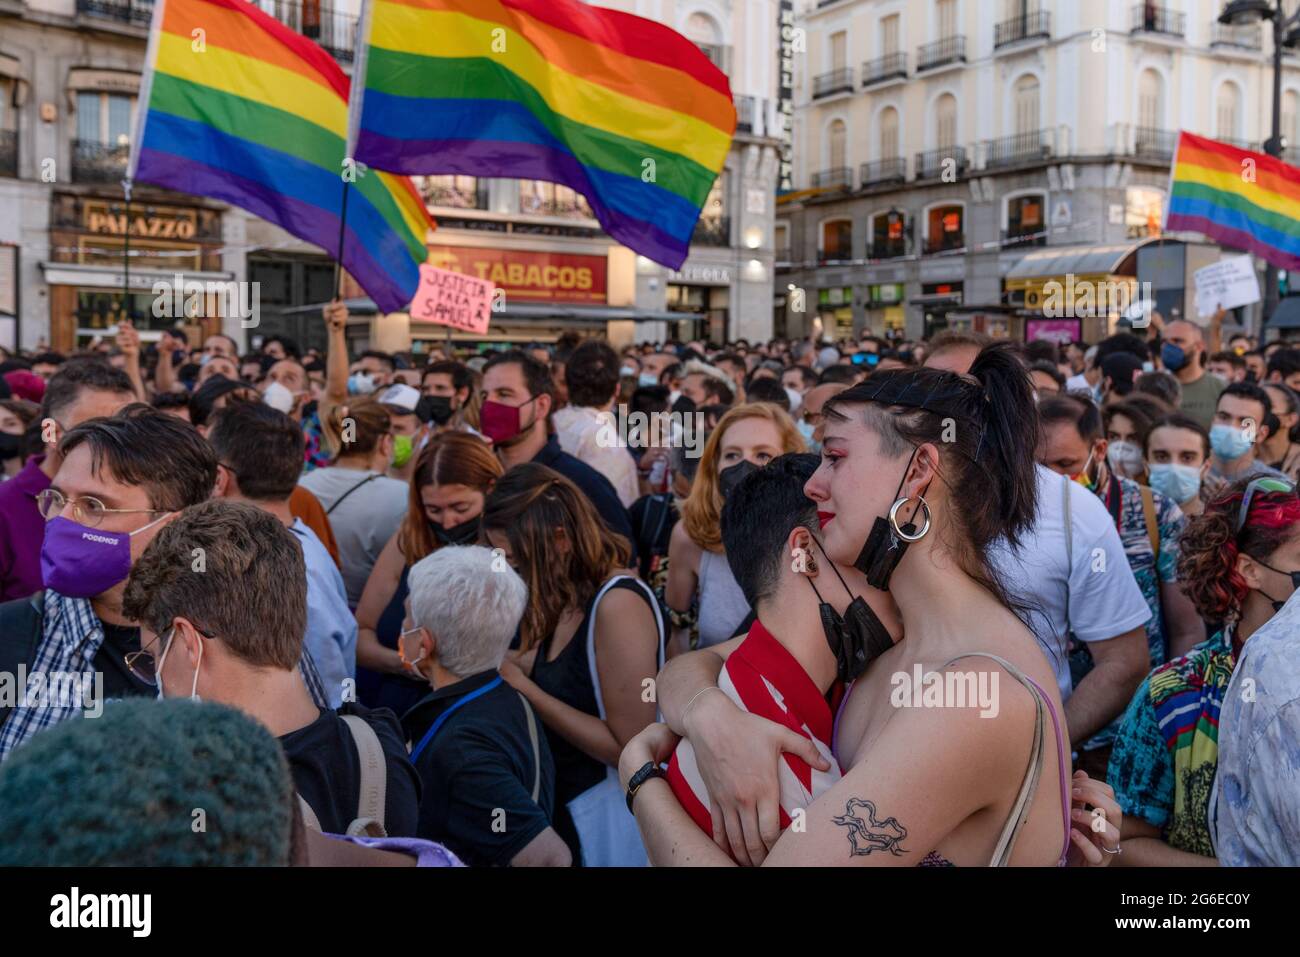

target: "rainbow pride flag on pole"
[1166,131,1300,271]
[347,0,735,270]
[129,0,433,312]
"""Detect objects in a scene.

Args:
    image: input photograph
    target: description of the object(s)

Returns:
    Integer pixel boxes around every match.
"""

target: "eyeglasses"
[1236,476,1298,534]
[125,625,215,685]
[35,488,165,528]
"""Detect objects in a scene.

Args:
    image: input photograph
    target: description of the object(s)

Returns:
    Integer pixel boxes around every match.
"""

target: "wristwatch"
[625,761,668,814]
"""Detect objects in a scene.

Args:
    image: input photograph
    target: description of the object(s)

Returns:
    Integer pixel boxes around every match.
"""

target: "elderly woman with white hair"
[398,545,571,867]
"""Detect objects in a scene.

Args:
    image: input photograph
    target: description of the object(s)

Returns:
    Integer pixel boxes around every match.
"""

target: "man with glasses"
[0,406,215,759]
[121,499,421,837]
[0,359,135,601]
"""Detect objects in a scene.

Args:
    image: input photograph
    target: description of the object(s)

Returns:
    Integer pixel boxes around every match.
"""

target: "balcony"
[985,129,1052,169]
[0,130,15,179]
[994,11,1051,48]
[692,215,731,247]
[924,231,965,255]
[915,146,968,180]
[1134,126,1178,161]
[862,52,908,86]
[1131,4,1185,37]
[859,157,907,187]
[1002,227,1047,248]
[259,0,358,62]
[813,67,854,99]
[735,95,756,134]
[1215,135,1258,152]
[71,138,129,185]
[774,246,793,263]
[917,35,965,72]
[811,166,853,190]
[868,239,907,260]
[819,246,852,265]
[76,0,152,28]
[1211,22,1262,49]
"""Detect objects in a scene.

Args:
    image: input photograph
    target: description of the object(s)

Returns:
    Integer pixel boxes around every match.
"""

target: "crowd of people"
[0,302,1296,867]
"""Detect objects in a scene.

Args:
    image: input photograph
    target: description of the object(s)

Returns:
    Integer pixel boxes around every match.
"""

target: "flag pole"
[334,179,350,300]
[122,179,132,325]
[122,0,165,330]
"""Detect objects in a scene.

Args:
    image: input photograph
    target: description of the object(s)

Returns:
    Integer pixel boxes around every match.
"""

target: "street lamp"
[1219,0,1300,327]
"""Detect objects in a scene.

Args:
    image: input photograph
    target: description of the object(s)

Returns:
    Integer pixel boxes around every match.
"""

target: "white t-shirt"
[1064,373,1091,394]
[988,464,1151,701]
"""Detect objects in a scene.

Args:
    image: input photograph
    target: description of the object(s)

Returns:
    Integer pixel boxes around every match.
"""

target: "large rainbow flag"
[1166,131,1300,271]
[129,0,433,312]
[348,0,735,269]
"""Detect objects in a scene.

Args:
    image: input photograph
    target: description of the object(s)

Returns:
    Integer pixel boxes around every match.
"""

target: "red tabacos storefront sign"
[427,245,608,303]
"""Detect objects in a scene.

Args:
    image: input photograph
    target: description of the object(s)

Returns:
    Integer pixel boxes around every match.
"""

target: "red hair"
[1178,481,1300,621]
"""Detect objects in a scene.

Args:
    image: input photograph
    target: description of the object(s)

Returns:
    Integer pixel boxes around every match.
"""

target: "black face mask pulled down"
[809,537,895,683]
[853,448,922,591]
[416,394,455,426]
[432,515,481,547]
[1255,560,1300,613]
[718,459,759,502]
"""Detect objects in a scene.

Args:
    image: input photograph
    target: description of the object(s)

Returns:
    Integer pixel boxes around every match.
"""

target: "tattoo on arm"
[832,797,909,858]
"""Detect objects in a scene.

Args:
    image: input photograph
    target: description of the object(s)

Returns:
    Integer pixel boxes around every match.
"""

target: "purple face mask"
[40,514,170,598]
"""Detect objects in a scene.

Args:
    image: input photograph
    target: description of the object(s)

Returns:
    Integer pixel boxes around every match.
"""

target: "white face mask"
[1106,440,1145,479]
[155,627,202,701]
[262,380,295,414]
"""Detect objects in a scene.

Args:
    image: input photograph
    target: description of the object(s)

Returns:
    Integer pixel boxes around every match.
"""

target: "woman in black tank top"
[484,465,664,864]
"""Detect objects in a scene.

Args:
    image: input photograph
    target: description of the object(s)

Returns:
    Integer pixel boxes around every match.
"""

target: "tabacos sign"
[427,245,607,303]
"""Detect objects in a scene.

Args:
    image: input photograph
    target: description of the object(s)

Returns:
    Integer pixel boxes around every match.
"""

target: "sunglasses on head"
[1236,476,1298,534]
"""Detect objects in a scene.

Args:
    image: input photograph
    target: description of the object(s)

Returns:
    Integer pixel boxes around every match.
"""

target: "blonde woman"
[665,403,805,654]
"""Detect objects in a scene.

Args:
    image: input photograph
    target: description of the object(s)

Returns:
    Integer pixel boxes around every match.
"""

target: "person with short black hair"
[354,350,396,390]
[1266,347,1300,392]
[1134,370,1182,408]
[1099,352,1145,402]
[1243,348,1267,383]
[122,498,420,837]
[30,352,65,380]
[479,350,634,551]
[817,364,863,387]
[1162,319,1222,430]
[743,375,791,411]
[0,406,222,760]
[262,334,302,362]
[0,358,136,602]
[209,401,357,708]
[1205,381,1287,489]
[1145,414,1211,518]
[1028,360,1065,398]
[1208,350,1247,385]
[420,360,475,431]
[553,340,639,507]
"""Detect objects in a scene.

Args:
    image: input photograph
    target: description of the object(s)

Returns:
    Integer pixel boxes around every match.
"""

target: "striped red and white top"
[666,620,843,848]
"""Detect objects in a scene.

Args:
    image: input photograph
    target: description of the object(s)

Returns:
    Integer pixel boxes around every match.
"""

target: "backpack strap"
[297,793,323,832]
[341,714,388,837]
[519,692,543,803]
[326,473,382,516]
[1139,483,1159,557]
[942,652,1047,867]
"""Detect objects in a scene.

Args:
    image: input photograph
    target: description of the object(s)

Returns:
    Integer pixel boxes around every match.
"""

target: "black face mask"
[432,515,481,546]
[718,460,759,502]
[808,537,895,683]
[852,448,922,591]
[416,394,455,426]
[1254,558,1300,612]
[0,431,20,461]
[671,394,697,419]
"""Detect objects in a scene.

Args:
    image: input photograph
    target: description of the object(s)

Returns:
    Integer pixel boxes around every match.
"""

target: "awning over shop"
[1003,244,1142,282]
[1267,295,1300,330]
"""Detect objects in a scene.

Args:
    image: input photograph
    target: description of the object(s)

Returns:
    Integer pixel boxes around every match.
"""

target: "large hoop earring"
[889,495,932,542]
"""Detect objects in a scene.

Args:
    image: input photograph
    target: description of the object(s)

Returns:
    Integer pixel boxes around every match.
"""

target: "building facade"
[777,0,1300,343]
[0,0,783,356]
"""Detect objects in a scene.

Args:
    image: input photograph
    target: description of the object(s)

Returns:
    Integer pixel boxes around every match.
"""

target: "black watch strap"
[625,761,668,814]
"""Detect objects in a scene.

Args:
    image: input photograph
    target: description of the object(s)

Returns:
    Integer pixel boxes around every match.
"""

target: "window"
[1006,194,1045,243]
[686,13,726,72]
[938,0,957,38]
[831,31,847,71]
[926,204,964,252]
[76,92,134,147]
[1138,69,1163,130]
[1285,90,1299,156]
[420,175,486,209]
[520,180,592,219]
[821,220,852,260]
[935,94,958,150]
[828,119,847,169]
[1014,75,1040,136]
[883,14,900,54]
[1216,83,1241,142]
[880,108,899,159]
[871,211,907,258]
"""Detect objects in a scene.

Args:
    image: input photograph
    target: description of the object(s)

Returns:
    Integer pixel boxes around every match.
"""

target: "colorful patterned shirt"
[1108,629,1234,858]
[301,408,331,472]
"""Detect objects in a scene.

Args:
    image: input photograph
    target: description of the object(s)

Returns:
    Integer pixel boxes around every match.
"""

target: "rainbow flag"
[129,0,433,312]
[348,0,735,269]
[1166,131,1300,271]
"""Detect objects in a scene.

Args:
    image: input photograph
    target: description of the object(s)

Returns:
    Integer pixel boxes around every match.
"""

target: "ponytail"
[968,342,1040,548]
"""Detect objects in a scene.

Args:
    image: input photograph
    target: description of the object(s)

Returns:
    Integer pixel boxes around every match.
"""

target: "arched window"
[685,13,726,72]
[1014,75,1040,136]
[870,210,907,259]
[829,119,847,170]
[880,107,900,159]
[925,203,964,253]
[935,93,957,150]
[1006,193,1046,245]
[1216,82,1241,143]
[1138,69,1163,131]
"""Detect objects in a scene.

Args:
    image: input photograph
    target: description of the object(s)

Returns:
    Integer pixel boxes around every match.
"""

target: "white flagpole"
[126,0,167,183]
[344,0,374,163]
